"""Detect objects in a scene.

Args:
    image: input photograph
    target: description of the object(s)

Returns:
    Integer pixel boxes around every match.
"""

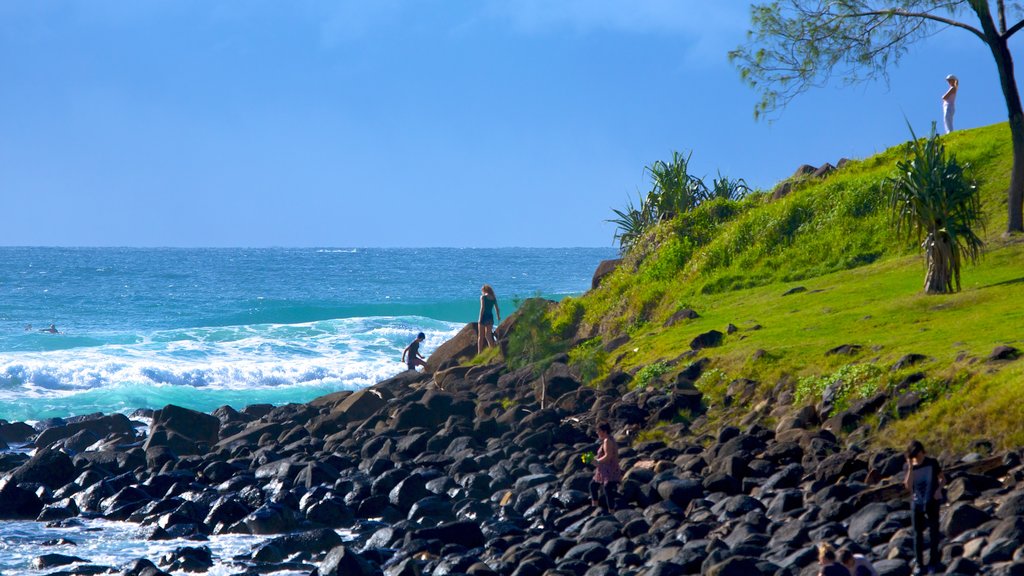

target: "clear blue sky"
[1,1,1019,247]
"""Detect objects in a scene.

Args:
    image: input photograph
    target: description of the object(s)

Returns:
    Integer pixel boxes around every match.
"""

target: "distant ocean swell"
[0,315,460,421]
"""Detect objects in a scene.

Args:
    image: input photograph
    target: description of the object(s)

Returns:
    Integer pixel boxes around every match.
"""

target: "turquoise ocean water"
[0,247,615,422]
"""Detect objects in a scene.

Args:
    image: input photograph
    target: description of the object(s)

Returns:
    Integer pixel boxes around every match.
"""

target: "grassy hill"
[554,122,1023,451]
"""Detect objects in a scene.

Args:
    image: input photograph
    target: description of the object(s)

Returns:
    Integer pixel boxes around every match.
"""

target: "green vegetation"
[608,151,749,252]
[504,297,565,371]
[888,124,984,294]
[730,0,1024,234]
[795,363,885,412]
[567,122,1023,451]
[568,338,609,385]
[634,361,670,389]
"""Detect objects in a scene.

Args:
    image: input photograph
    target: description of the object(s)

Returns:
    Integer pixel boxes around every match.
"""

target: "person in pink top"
[589,421,622,511]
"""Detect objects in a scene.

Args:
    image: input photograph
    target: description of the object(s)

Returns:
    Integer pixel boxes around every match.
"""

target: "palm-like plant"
[710,172,751,201]
[608,192,653,252]
[645,151,709,220]
[888,124,984,294]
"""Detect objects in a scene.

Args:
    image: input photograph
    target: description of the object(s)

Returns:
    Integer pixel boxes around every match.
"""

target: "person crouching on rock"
[402,332,428,372]
[838,547,879,576]
[818,543,851,576]
[904,440,945,574]
[589,421,622,511]
[477,284,500,354]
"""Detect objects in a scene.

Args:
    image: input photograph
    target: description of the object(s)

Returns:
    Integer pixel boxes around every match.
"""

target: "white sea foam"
[0,517,335,575]
[0,316,460,420]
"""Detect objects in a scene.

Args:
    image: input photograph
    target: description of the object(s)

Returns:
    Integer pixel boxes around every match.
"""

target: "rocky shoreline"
[2,327,1024,576]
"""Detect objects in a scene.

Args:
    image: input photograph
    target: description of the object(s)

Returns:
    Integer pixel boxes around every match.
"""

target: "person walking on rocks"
[942,74,959,134]
[477,284,500,354]
[589,421,622,511]
[817,543,851,576]
[839,547,879,576]
[402,332,428,372]
[904,440,945,574]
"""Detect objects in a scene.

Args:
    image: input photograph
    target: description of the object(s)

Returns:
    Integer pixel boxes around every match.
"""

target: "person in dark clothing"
[588,421,621,512]
[904,440,945,574]
[818,543,852,576]
[402,332,427,371]
[477,284,500,354]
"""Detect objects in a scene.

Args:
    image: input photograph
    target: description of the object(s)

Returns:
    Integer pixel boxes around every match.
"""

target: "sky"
[1,1,1021,248]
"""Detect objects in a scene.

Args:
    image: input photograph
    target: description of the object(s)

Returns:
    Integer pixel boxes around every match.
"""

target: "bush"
[634,361,670,389]
[568,338,609,385]
[505,298,567,371]
[795,364,885,412]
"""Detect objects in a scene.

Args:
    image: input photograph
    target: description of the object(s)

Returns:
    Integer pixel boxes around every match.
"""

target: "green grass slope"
[564,122,1023,451]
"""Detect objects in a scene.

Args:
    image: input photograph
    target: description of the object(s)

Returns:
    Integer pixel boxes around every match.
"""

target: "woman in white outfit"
[943,74,958,134]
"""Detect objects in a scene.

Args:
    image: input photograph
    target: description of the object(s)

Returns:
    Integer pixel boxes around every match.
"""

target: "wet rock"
[159,545,213,573]
[0,480,44,519]
[244,503,299,535]
[10,447,76,489]
[145,405,220,456]
[35,414,135,450]
[258,528,344,559]
[123,558,172,576]
[32,554,88,569]
[0,421,35,444]
[320,545,376,576]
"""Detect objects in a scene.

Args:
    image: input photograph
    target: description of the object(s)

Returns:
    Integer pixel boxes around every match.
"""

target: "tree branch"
[998,0,1007,34]
[1005,18,1024,38]
[850,9,986,41]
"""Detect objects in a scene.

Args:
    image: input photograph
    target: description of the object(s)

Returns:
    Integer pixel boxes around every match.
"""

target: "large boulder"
[143,405,219,456]
[592,259,622,289]
[0,480,44,519]
[10,447,75,489]
[35,414,135,450]
[329,389,388,425]
[425,323,479,373]
[320,546,374,576]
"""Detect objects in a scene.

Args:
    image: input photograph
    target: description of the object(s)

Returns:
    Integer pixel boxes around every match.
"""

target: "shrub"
[505,298,566,371]
[634,362,670,389]
[568,338,609,385]
[795,364,885,412]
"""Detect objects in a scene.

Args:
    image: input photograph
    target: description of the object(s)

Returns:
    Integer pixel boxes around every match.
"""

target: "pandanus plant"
[888,124,984,294]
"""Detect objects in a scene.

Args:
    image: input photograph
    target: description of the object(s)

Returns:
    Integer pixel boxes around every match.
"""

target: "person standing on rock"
[904,440,945,574]
[589,421,622,511]
[402,332,428,371]
[838,548,879,576]
[942,74,958,134]
[477,284,500,354]
[817,543,852,576]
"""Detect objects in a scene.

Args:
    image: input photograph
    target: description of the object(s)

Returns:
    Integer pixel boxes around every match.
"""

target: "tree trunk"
[978,10,1024,233]
[923,232,956,294]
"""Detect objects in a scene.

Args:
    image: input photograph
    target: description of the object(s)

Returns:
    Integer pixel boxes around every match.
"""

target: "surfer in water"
[40,323,60,334]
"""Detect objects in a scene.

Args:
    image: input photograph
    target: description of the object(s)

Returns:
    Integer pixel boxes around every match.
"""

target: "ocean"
[0,247,615,422]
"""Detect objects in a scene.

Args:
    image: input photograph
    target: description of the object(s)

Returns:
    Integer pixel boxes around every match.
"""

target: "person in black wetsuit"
[477,284,500,354]
[904,440,945,574]
[402,332,428,372]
